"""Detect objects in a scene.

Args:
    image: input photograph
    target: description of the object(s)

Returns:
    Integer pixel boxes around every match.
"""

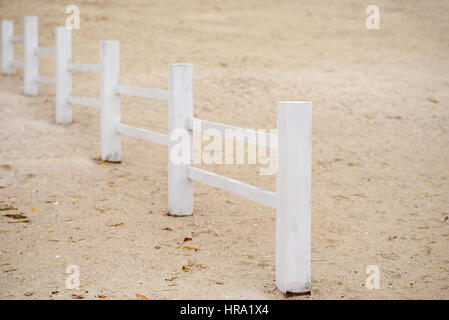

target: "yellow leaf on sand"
[31,208,39,212]
[184,245,200,251]
[136,293,149,300]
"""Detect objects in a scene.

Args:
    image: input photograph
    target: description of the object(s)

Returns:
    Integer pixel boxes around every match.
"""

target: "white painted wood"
[35,75,56,85]
[55,27,72,124]
[186,117,276,148]
[100,41,121,162]
[187,166,277,208]
[276,101,312,294]
[69,63,100,73]
[10,34,24,42]
[11,60,24,68]
[68,95,100,108]
[116,122,169,146]
[116,84,169,101]
[24,16,38,96]
[35,46,55,54]
[2,21,14,74]
[168,64,194,216]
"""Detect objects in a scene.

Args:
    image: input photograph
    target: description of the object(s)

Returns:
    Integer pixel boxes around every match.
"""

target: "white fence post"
[168,64,194,216]
[100,41,121,162]
[24,16,38,95]
[276,101,312,294]
[1,20,14,74]
[55,27,72,124]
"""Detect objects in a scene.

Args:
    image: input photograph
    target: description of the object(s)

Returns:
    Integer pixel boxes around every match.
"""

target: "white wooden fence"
[1,16,312,294]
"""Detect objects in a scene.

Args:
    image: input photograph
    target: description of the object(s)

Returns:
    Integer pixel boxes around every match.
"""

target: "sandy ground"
[0,0,448,300]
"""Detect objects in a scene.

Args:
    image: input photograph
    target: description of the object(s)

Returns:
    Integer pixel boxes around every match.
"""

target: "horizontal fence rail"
[187,117,276,148]
[11,60,24,68]
[35,75,55,85]
[35,46,55,54]
[69,63,100,72]
[10,34,24,42]
[116,123,169,146]
[116,84,169,101]
[187,166,277,208]
[68,96,101,108]
[1,16,313,295]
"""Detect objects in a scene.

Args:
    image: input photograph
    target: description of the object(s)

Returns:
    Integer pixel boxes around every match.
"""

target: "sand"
[0,0,448,299]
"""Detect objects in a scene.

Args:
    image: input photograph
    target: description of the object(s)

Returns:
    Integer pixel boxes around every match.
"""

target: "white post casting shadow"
[168,64,194,216]
[24,16,38,96]
[1,20,14,74]
[100,41,121,162]
[55,27,72,124]
[276,101,312,294]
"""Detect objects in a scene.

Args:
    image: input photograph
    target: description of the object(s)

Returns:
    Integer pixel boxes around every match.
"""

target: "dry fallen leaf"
[136,293,149,300]
[98,294,108,299]
[0,204,17,211]
[124,253,140,257]
[4,268,18,273]
[45,200,61,205]
[24,292,34,297]
[30,208,39,212]
[8,219,29,224]
[165,276,177,281]
[109,222,124,227]
[3,213,27,220]
[183,245,200,251]
[162,227,173,231]
[71,294,84,299]
[92,157,106,165]
[95,207,105,213]
[175,237,193,248]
